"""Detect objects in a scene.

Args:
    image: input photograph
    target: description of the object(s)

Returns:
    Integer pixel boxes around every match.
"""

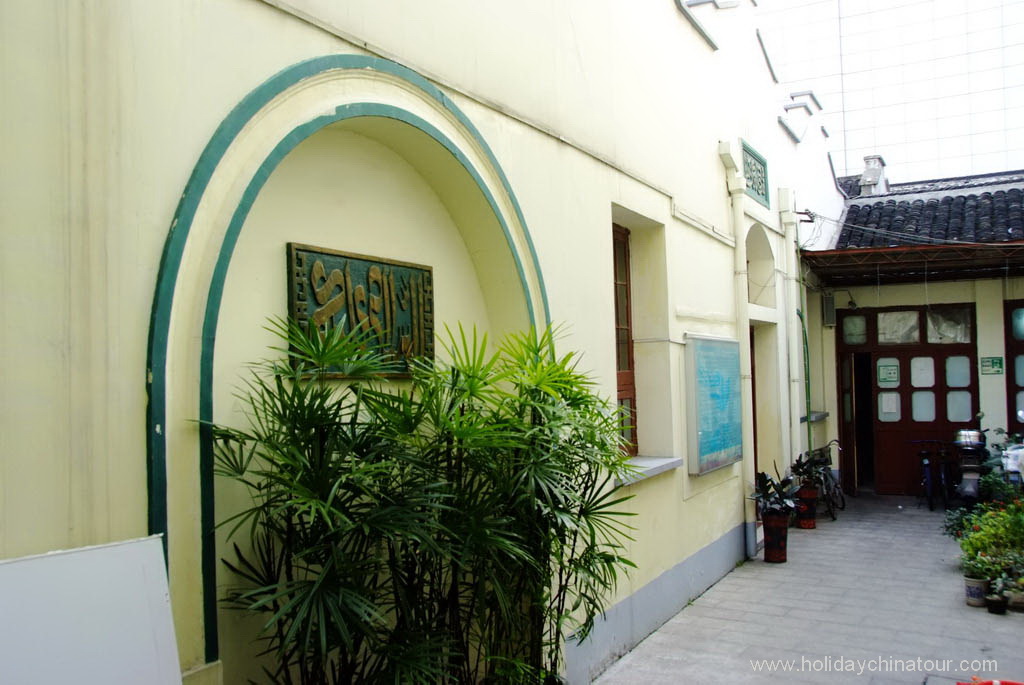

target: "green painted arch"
[145,55,550,664]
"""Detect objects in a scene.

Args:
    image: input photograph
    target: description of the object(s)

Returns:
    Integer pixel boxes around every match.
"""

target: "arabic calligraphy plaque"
[287,242,434,375]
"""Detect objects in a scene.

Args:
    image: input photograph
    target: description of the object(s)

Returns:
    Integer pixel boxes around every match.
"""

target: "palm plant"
[212,319,636,683]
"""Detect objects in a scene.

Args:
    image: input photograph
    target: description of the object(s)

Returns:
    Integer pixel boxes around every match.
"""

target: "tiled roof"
[836,174,862,198]
[834,171,1024,249]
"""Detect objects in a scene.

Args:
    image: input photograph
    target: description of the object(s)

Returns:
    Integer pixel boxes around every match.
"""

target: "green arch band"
[146,55,550,664]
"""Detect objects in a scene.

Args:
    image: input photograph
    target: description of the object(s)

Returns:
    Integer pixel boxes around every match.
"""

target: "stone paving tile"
[594,493,1024,684]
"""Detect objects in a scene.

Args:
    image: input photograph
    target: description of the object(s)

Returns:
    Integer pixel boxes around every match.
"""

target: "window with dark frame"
[613,224,637,455]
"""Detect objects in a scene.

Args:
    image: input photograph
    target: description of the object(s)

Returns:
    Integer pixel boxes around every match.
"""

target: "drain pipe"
[719,142,756,559]
[779,189,807,459]
[797,309,813,451]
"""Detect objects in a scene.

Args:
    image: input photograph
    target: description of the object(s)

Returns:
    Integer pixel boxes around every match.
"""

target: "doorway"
[837,305,978,495]
[853,352,874,489]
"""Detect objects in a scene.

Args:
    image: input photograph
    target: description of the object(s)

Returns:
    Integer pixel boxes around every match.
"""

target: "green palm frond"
[212,319,635,683]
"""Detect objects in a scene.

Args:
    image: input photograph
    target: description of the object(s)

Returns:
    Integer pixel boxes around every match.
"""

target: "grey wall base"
[564,523,746,684]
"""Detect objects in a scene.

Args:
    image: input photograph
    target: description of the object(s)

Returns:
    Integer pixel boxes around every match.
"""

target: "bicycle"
[917,442,935,511]
[804,440,845,520]
[910,439,953,511]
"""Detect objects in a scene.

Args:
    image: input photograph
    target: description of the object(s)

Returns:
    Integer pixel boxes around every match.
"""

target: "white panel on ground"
[0,536,181,685]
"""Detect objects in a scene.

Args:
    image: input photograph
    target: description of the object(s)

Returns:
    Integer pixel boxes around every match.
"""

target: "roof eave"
[801,242,1024,288]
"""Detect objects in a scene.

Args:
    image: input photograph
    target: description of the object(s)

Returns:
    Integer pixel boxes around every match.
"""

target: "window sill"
[619,456,684,486]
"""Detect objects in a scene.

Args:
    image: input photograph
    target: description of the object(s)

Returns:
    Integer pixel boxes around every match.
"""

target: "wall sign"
[877,363,899,384]
[288,243,434,374]
[980,357,1004,375]
[685,335,743,475]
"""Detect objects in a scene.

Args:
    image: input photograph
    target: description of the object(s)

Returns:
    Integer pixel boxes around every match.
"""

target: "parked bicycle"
[910,439,955,511]
[809,440,846,520]
[793,441,846,521]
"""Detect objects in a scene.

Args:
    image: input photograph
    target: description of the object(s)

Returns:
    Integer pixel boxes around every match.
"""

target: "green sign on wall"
[877,363,899,384]
[287,243,434,375]
[980,357,1004,375]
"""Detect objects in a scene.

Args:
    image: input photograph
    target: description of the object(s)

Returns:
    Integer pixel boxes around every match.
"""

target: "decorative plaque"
[287,243,434,374]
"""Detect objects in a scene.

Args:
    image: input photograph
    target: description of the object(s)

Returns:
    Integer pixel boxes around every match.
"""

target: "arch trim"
[146,55,549,664]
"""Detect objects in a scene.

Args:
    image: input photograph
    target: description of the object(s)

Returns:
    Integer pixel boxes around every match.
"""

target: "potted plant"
[961,553,998,607]
[790,453,818,529]
[1006,576,1024,612]
[986,573,1012,614]
[751,471,796,563]
[211,320,637,682]
[995,552,1024,611]
[957,499,1024,609]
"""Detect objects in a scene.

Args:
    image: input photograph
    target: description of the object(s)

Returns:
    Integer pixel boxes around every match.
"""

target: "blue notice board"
[686,335,743,475]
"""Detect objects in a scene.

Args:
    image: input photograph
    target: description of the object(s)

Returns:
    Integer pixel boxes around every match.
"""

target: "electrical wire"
[799,213,827,249]
[807,210,1024,247]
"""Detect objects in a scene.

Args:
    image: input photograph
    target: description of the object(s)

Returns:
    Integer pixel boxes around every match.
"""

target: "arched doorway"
[746,224,783,475]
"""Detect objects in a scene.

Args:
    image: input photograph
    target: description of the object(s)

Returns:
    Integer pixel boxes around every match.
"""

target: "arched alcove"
[145,55,548,676]
[746,224,776,308]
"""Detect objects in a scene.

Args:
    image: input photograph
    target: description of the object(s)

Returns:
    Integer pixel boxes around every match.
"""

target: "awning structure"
[801,242,1024,288]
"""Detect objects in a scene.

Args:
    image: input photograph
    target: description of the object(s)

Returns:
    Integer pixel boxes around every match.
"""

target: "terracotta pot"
[762,511,789,563]
[795,486,818,529]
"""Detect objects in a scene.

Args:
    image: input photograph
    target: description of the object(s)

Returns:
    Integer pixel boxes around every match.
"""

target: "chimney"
[859,155,889,196]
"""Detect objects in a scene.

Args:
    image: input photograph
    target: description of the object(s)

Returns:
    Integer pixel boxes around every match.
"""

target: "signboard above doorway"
[287,243,434,375]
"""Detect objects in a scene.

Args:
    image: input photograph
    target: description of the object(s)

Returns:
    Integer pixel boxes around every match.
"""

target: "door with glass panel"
[838,305,977,495]
[1005,302,1024,437]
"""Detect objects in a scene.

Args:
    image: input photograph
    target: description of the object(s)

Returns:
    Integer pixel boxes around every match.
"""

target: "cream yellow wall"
[0,1,156,559]
[802,285,839,450]
[1,0,845,679]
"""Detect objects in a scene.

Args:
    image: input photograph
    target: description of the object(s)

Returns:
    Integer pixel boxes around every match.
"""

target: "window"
[613,225,637,455]
[842,315,867,345]
[927,307,972,344]
[877,311,919,344]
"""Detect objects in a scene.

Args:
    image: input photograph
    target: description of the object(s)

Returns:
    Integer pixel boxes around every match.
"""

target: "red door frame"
[836,304,978,495]
[1005,300,1024,438]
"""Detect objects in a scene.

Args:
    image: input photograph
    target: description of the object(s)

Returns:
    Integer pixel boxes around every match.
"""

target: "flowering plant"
[961,552,1005,580]
[958,499,1024,558]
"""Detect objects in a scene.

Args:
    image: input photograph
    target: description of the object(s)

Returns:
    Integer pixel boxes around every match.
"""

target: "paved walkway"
[594,493,1024,684]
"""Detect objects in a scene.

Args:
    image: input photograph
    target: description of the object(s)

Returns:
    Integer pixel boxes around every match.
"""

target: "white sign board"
[0,536,182,685]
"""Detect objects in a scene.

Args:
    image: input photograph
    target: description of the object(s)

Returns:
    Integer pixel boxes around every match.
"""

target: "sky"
[759,0,1024,184]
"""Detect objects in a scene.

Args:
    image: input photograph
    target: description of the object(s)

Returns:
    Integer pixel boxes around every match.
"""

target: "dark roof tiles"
[834,171,1024,249]
[837,174,862,198]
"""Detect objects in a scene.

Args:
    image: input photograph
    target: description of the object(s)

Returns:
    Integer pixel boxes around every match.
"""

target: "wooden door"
[1005,301,1024,437]
[837,305,977,494]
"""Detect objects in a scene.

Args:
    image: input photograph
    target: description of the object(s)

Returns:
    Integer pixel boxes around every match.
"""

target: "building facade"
[803,161,1024,499]
[1,1,845,682]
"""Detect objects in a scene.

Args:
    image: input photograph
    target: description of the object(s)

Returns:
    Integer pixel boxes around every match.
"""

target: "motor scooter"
[953,428,987,501]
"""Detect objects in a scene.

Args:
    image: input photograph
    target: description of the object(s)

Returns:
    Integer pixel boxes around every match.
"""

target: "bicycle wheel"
[822,472,845,512]
[822,479,837,520]
[833,483,846,511]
